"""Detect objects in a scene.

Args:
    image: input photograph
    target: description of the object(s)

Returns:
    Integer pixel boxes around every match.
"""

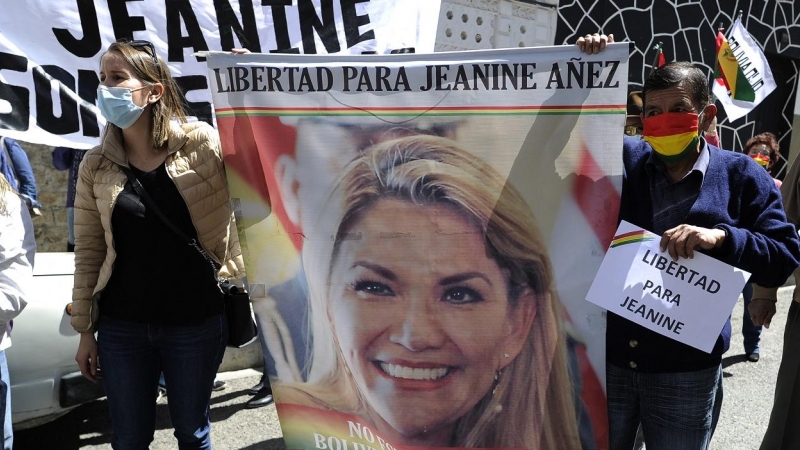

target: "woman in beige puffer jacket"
[71,40,244,449]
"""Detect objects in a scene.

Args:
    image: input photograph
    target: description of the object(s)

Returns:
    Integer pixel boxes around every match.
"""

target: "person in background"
[0,137,41,218]
[745,132,782,188]
[0,171,35,450]
[738,133,784,364]
[70,40,244,449]
[703,115,721,148]
[52,147,88,252]
[741,280,758,363]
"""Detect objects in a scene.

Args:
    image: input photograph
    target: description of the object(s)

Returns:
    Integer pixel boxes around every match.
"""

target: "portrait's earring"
[492,369,504,413]
[491,354,510,397]
[492,353,510,414]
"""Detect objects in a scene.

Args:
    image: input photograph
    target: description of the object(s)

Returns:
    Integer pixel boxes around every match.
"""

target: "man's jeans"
[97,315,227,450]
[0,350,13,450]
[607,363,722,450]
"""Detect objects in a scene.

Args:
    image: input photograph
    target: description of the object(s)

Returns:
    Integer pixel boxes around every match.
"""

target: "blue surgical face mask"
[96,85,148,129]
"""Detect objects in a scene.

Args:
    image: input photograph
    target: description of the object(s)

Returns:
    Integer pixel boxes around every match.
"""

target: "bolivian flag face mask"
[642,112,700,163]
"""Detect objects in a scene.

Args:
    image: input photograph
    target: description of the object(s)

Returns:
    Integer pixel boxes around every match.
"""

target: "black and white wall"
[555,0,800,176]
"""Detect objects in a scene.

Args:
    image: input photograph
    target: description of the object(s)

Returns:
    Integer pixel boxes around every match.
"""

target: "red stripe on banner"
[562,307,610,450]
[572,144,620,250]
[578,344,610,450]
[570,143,617,450]
[215,104,625,113]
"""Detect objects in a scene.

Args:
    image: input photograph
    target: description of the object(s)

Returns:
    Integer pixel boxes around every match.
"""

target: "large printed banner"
[0,0,440,148]
[208,44,629,449]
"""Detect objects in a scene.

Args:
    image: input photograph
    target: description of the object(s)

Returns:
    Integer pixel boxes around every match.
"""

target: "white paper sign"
[586,220,750,352]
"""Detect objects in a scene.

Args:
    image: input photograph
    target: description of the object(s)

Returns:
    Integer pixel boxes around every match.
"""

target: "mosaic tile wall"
[554,0,800,177]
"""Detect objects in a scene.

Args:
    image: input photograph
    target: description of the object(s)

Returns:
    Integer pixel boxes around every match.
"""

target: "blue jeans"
[97,315,227,450]
[0,351,12,450]
[742,283,762,354]
[607,363,722,450]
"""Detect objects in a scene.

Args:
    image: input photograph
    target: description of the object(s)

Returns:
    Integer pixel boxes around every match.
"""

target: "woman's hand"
[75,332,100,382]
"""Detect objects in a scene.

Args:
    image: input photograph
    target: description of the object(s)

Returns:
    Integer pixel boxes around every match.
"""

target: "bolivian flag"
[610,230,655,248]
[711,19,777,122]
[715,31,755,102]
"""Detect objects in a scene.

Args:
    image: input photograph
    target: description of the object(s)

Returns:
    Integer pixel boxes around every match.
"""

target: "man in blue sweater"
[607,62,800,449]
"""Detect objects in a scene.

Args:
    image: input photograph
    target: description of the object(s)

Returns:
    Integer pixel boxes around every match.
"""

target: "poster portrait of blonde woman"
[273,135,581,449]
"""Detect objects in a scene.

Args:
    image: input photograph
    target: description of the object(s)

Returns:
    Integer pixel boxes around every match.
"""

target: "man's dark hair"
[642,62,710,110]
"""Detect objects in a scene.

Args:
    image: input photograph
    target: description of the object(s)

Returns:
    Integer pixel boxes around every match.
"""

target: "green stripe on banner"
[733,65,756,102]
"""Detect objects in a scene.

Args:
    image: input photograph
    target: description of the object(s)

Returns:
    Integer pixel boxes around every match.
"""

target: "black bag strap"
[120,165,221,282]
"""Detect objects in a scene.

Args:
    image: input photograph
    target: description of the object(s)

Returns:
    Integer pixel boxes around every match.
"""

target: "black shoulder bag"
[120,166,257,348]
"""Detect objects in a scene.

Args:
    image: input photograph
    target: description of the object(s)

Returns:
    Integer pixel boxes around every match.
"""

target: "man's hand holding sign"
[660,224,726,261]
[659,223,781,328]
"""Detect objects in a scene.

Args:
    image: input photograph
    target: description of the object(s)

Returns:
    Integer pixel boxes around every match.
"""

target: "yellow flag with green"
[712,18,777,122]
[715,32,755,102]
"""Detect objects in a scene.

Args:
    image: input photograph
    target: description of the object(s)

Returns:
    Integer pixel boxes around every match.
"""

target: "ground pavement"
[710,285,793,450]
[13,286,794,449]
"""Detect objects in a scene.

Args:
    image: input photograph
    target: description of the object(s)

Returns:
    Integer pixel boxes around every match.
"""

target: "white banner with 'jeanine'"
[0,0,441,148]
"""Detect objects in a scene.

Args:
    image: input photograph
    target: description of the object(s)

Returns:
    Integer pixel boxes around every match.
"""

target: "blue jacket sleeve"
[716,158,800,288]
[52,147,74,171]
[5,140,41,209]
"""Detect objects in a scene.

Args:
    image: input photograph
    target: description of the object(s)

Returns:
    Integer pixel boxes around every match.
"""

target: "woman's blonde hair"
[301,134,580,449]
[0,175,14,216]
[101,41,187,148]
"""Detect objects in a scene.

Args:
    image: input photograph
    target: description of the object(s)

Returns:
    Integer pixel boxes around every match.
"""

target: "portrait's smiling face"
[327,198,533,445]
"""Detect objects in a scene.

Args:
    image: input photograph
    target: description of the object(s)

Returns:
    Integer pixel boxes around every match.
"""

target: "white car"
[5,251,263,429]
[7,252,104,429]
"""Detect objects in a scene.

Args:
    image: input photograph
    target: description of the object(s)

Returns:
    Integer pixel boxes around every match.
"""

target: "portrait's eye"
[351,280,395,297]
[443,286,484,304]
